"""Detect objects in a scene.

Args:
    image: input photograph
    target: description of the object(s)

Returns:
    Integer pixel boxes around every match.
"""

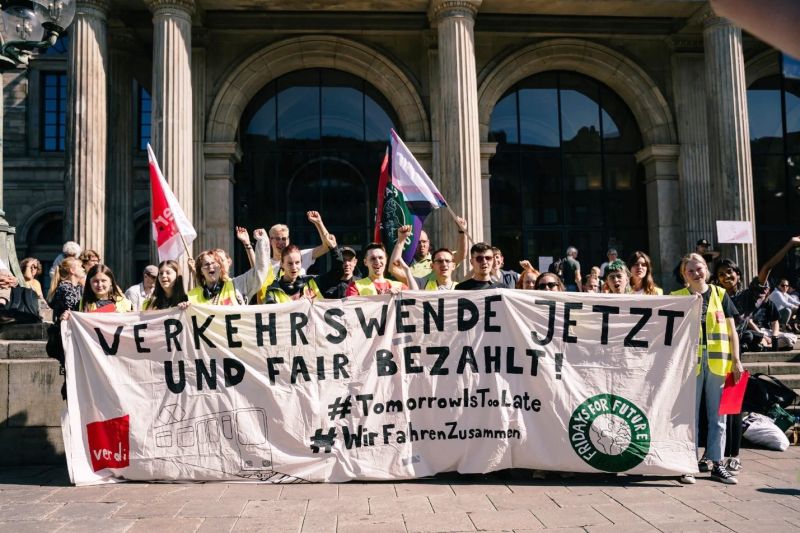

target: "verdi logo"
[569,394,651,472]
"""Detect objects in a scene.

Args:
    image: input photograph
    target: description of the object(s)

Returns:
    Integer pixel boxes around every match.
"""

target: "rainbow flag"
[374,129,447,263]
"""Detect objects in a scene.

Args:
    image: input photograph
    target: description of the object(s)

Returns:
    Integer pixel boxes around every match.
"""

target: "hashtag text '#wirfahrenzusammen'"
[340,422,523,448]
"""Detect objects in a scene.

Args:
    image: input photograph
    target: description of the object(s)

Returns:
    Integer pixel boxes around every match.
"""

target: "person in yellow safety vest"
[389,226,459,290]
[187,228,270,305]
[672,252,743,486]
[346,242,406,296]
[263,237,338,303]
[68,264,133,316]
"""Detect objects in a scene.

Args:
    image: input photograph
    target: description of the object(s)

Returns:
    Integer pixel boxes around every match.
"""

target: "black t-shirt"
[733,289,780,330]
[699,287,739,345]
[455,278,505,291]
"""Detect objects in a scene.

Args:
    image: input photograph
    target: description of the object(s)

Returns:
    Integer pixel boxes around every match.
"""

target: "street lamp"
[0,0,74,282]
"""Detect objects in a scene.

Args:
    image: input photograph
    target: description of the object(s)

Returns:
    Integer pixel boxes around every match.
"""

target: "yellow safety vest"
[79,297,133,313]
[187,280,239,305]
[256,263,277,304]
[672,284,732,376]
[353,277,404,295]
[422,275,457,291]
[266,278,322,303]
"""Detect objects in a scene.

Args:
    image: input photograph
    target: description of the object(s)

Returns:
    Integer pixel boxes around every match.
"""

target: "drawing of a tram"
[152,405,295,481]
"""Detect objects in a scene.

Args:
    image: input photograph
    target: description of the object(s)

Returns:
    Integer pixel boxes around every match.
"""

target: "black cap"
[697,239,710,246]
[341,246,357,258]
[749,276,769,292]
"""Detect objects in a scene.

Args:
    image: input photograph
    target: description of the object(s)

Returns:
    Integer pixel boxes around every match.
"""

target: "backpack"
[742,372,799,414]
[4,286,42,324]
[548,258,564,278]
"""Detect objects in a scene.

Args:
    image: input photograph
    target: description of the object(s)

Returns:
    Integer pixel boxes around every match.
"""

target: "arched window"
[238,68,399,266]
[747,72,800,261]
[24,211,63,290]
[489,71,645,268]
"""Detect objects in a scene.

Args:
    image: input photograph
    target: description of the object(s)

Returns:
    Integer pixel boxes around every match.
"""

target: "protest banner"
[62,290,701,485]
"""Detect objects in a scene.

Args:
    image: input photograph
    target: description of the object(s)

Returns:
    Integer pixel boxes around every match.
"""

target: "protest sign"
[62,290,700,485]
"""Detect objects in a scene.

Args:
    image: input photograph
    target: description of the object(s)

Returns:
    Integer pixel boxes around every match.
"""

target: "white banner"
[62,290,700,485]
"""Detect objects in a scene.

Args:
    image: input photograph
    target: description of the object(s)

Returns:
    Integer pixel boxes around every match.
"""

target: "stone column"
[480,142,497,242]
[192,29,206,249]
[146,0,194,257]
[106,28,135,285]
[430,0,484,253]
[64,0,109,254]
[670,39,715,254]
[703,14,757,278]
[203,142,241,255]
[636,145,684,290]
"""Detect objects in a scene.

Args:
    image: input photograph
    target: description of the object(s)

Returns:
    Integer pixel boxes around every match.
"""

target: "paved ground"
[1,447,800,532]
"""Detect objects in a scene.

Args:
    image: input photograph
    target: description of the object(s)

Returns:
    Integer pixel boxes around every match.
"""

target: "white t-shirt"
[270,247,316,277]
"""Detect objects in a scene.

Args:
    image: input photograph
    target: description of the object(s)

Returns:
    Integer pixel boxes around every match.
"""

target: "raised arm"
[394,258,418,290]
[388,225,413,283]
[452,216,468,266]
[758,236,800,284]
[236,226,255,268]
[234,228,270,300]
[307,211,333,260]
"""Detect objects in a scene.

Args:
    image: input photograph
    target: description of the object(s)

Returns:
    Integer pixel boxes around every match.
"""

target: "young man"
[390,225,459,290]
[455,242,506,291]
[316,245,362,299]
[346,243,406,296]
[124,265,158,312]
[491,246,519,288]
[268,210,334,276]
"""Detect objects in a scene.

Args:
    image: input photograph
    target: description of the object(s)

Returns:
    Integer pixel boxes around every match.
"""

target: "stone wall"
[0,334,65,466]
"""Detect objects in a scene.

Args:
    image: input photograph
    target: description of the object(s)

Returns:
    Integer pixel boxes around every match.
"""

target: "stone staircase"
[742,348,800,413]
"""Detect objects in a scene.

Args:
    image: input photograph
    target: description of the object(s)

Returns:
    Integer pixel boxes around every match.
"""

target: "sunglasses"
[473,255,494,263]
[537,282,559,289]
[780,284,790,288]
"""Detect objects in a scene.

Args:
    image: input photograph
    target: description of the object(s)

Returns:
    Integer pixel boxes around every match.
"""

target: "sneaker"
[726,457,741,475]
[698,456,711,472]
[710,463,738,484]
[679,474,696,484]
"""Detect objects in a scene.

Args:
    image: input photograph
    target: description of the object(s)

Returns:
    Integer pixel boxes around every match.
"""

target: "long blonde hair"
[48,256,82,300]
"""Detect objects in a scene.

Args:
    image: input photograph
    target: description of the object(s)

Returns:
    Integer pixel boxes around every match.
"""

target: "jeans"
[695,346,726,462]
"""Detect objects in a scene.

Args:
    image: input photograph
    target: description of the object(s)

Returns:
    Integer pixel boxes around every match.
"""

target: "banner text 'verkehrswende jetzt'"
[62,290,700,485]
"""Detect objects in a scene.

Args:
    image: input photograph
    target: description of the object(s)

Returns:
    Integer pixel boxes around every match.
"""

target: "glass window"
[748,63,800,265]
[488,71,646,268]
[40,72,67,151]
[239,69,400,261]
[137,84,152,151]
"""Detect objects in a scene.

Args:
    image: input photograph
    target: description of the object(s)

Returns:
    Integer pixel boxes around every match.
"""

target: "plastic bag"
[742,412,790,451]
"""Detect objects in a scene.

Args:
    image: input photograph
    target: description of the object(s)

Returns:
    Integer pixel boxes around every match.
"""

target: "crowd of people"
[3,209,799,485]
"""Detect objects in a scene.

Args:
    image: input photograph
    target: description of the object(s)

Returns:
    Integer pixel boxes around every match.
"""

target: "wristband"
[244,244,253,250]
[458,231,465,234]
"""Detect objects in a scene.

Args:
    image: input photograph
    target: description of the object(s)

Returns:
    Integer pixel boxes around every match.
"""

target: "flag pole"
[178,232,196,287]
[444,204,474,245]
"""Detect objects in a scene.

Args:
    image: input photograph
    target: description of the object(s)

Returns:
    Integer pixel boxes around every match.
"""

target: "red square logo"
[86,415,130,472]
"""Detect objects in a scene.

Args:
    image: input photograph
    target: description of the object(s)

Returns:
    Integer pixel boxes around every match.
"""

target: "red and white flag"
[147,144,197,262]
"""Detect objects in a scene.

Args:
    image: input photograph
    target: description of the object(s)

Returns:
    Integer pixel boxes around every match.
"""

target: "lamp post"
[0,0,74,283]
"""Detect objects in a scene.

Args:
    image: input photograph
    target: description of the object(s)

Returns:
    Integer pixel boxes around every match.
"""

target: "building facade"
[4,0,798,289]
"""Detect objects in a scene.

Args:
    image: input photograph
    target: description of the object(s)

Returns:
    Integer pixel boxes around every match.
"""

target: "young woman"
[672,253,742,485]
[534,272,564,292]
[627,251,663,295]
[20,257,43,299]
[515,260,539,290]
[188,228,270,305]
[48,257,85,321]
[603,260,631,294]
[76,264,133,313]
[264,240,339,303]
[142,260,189,310]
